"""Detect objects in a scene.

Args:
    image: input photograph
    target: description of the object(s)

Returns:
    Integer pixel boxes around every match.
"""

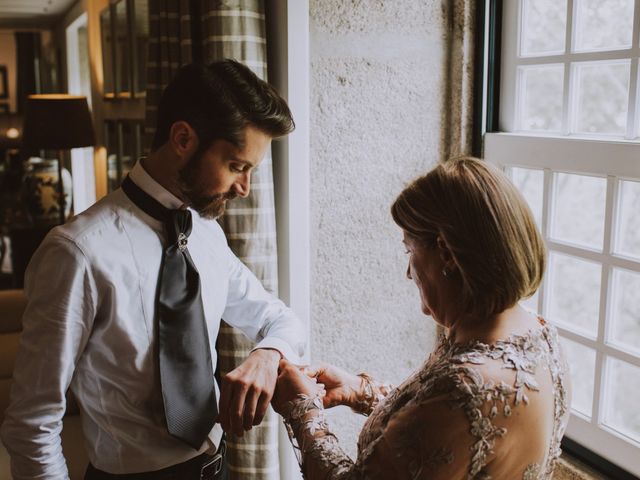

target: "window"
[484,0,640,476]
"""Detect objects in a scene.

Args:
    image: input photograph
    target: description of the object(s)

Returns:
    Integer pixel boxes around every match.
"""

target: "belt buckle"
[200,441,225,480]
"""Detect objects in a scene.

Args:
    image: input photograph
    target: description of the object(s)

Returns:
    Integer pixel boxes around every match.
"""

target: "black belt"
[84,439,227,480]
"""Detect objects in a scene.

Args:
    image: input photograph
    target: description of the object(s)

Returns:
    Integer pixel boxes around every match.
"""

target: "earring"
[442,268,449,277]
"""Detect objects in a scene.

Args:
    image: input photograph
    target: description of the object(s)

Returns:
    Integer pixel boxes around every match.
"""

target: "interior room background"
[0,1,639,480]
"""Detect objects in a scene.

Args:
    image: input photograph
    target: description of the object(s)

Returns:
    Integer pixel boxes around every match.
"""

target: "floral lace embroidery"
[523,463,542,480]
[281,324,569,480]
[351,373,393,416]
[441,331,546,478]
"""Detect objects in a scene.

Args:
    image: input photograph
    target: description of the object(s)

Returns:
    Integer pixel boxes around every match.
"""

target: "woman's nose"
[406,263,412,280]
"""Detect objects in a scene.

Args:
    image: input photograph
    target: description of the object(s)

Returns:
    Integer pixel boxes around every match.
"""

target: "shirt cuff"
[252,337,305,365]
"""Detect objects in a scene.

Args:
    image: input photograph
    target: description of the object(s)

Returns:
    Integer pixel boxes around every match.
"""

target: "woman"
[272,157,571,479]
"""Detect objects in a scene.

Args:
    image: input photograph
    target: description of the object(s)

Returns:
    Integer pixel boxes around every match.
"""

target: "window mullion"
[562,0,575,135]
[592,176,617,426]
[628,0,640,138]
[538,168,553,316]
[626,0,640,139]
[626,58,638,139]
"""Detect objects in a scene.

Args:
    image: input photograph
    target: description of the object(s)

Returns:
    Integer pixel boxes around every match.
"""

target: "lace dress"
[282,321,570,480]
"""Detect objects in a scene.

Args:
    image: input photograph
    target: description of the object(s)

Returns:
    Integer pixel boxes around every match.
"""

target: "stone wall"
[308,0,446,455]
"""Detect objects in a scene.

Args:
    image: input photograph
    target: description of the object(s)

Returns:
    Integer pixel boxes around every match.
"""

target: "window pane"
[559,337,595,417]
[574,0,634,52]
[603,357,640,443]
[551,173,606,249]
[615,180,640,260]
[520,0,567,56]
[547,253,601,336]
[511,167,544,227]
[574,61,630,135]
[610,269,640,355]
[519,65,564,132]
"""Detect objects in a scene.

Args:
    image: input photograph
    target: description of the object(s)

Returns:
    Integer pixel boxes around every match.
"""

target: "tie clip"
[177,233,188,252]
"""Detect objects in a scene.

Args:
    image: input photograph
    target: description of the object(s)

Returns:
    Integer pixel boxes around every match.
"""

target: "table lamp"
[21,94,96,224]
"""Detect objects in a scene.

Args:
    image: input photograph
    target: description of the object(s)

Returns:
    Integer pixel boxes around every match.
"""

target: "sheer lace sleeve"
[280,392,477,480]
[350,373,393,416]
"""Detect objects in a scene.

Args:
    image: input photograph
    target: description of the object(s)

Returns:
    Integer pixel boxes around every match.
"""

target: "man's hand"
[218,348,281,437]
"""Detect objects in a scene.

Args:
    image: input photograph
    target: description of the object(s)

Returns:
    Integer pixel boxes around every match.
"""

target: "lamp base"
[22,157,73,225]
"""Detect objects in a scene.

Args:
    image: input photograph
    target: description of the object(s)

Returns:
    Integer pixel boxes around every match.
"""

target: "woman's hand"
[272,360,325,415]
[303,363,361,409]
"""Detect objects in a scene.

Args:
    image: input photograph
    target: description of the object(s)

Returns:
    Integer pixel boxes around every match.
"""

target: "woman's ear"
[436,236,455,269]
[168,121,199,162]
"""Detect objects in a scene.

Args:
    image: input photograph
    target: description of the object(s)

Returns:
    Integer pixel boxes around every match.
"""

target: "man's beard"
[176,149,237,219]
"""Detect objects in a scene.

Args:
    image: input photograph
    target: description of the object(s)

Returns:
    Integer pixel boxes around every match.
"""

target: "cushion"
[0,333,20,379]
[0,290,26,334]
[0,378,12,426]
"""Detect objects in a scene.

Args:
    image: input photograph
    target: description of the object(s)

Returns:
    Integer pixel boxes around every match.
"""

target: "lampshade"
[22,94,96,150]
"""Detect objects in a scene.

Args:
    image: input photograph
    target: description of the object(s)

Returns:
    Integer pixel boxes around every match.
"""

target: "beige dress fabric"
[283,319,570,480]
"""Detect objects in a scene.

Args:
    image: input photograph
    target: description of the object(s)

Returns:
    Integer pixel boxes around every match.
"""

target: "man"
[0,60,307,479]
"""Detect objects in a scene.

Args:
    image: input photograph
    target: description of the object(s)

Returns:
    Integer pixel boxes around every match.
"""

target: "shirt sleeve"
[0,233,97,480]
[221,252,307,364]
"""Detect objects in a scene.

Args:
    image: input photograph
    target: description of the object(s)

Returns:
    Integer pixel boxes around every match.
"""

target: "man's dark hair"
[151,59,294,152]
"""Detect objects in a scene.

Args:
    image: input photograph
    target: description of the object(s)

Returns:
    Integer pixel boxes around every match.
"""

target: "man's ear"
[168,121,199,162]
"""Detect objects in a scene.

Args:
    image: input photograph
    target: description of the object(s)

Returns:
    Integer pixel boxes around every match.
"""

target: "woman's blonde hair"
[391,157,546,319]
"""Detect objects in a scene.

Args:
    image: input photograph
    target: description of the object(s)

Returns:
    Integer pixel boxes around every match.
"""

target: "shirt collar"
[128,159,185,210]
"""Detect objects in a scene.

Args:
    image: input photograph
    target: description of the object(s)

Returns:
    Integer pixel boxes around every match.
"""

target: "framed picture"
[0,65,7,99]
[100,6,115,98]
[114,0,131,97]
[100,0,148,99]
[131,0,149,96]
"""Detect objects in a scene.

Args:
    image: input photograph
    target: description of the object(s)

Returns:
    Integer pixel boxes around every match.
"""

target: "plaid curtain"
[145,1,281,479]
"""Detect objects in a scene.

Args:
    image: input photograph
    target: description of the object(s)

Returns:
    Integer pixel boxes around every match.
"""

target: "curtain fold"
[441,0,477,161]
[145,2,280,479]
[202,2,280,479]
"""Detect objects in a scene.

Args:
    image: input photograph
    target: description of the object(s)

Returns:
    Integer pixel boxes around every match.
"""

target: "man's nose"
[234,172,251,198]
[406,263,412,280]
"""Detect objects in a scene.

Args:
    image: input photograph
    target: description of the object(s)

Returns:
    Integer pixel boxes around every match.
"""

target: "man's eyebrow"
[229,155,256,167]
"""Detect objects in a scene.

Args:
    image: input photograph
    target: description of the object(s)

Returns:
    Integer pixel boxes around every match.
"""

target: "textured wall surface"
[309,0,447,456]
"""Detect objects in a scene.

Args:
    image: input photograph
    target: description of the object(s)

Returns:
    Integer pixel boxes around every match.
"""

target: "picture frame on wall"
[100,0,148,100]
[114,0,131,97]
[131,0,149,96]
[100,6,115,98]
[0,65,8,99]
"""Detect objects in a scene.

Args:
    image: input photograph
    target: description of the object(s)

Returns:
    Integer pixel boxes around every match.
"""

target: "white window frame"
[484,1,640,476]
[265,1,310,479]
[66,12,97,215]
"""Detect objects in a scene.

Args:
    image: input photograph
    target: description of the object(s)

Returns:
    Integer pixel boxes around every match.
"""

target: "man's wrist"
[252,348,282,364]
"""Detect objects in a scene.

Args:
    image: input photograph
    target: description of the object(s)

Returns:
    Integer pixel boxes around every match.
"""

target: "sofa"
[0,289,89,479]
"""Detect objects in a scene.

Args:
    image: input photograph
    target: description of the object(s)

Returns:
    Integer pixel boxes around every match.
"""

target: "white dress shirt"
[0,162,307,479]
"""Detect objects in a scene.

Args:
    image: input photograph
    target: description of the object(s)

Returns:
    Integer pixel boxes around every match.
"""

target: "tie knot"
[167,209,193,251]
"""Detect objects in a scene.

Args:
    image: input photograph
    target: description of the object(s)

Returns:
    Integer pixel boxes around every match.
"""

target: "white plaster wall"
[309,0,447,456]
